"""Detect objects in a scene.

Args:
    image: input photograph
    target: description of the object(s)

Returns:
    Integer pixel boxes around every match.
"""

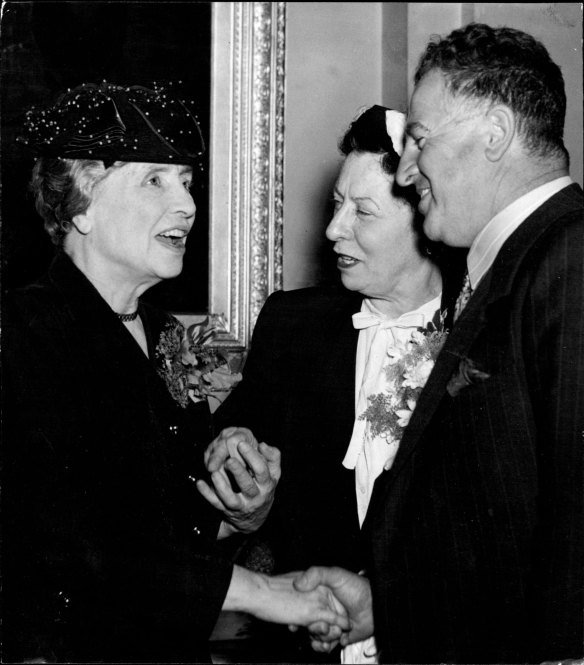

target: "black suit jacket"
[1,253,232,663]
[363,183,584,663]
[215,265,463,575]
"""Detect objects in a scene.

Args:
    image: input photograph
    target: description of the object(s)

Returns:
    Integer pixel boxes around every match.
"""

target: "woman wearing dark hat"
[1,82,348,663]
[200,106,466,662]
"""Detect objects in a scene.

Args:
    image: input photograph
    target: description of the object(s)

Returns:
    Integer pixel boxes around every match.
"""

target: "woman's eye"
[147,175,161,187]
[357,209,372,217]
[183,180,193,191]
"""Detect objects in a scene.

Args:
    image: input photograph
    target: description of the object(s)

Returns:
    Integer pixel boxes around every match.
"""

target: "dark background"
[1,0,212,312]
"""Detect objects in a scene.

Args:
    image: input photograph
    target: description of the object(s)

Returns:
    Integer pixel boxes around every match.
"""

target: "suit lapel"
[366,273,492,510]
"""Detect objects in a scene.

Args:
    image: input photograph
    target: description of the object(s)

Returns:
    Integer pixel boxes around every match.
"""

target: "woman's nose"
[326,206,352,241]
[175,185,197,219]
[396,145,418,187]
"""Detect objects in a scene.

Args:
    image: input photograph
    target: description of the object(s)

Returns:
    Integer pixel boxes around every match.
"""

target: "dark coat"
[363,183,584,663]
[1,253,232,663]
[214,262,463,575]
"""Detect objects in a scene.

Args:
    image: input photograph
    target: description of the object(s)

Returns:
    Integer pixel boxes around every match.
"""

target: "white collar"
[356,293,442,326]
[467,176,573,289]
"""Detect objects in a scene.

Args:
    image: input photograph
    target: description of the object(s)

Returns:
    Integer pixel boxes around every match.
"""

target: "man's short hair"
[415,22,567,161]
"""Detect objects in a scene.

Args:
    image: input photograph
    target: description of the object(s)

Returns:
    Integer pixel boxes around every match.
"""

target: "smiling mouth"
[156,228,188,250]
[336,253,360,268]
[418,187,431,199]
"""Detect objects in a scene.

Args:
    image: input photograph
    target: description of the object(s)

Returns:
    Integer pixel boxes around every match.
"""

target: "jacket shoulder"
[487,183,583,300]
[2,276,66,331]
[263,285,362,317]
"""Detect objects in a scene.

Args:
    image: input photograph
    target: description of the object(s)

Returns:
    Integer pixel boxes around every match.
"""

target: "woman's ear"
[484,105,516,162]
[70,211,92,235]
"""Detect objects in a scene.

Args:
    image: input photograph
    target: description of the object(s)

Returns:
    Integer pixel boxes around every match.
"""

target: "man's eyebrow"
[406,121,430,136]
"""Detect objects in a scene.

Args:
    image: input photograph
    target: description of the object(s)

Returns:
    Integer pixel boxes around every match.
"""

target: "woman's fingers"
[224,457,260,497]
[311,638,338,653]
[259,442,282,481]
[195,478,224,511]
[235,441,275,486]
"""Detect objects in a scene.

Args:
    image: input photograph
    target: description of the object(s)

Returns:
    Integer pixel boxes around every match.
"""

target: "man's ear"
[484,105,516,162]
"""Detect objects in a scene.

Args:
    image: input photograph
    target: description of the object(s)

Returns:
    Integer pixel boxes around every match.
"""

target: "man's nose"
[396,145,418,187]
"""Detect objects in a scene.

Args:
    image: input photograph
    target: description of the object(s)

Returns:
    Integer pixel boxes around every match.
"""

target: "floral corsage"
[360,309,448,441]
[156,316,243,408]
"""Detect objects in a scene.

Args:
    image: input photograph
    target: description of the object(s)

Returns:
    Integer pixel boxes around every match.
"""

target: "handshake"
[196,427,375,653]
[279,566,374,653]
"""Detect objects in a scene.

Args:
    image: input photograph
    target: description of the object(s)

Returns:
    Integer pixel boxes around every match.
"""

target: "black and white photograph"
[1,3,583,663]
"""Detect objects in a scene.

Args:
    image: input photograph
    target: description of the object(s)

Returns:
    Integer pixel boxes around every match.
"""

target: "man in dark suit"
[296,22,583,663]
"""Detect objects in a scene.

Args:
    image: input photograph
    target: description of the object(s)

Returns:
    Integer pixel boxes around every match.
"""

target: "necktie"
[453,271,473,323]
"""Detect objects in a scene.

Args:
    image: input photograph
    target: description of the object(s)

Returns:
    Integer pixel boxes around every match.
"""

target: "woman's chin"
[153,259,184,282]
[339,274,363,294]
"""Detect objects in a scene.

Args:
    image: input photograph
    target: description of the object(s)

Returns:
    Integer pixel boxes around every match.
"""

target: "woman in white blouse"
[200,106,465,663]
[328,106,442,663]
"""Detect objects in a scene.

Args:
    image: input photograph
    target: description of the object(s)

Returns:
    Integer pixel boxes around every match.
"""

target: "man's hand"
[196,427,281,536]
[291,566,374,652]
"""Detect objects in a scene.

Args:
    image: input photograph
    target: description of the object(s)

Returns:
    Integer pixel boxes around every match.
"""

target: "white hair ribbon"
[385,110,407,157]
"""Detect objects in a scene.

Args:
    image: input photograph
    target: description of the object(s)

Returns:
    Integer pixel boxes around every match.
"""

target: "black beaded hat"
[18,81,205,168]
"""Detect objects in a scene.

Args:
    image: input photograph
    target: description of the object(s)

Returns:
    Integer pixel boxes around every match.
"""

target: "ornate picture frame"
[178,2,286,351]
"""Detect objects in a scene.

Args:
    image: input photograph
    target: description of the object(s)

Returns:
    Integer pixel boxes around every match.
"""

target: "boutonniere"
[156,316,243,408]
[360,308,448,442]
[446,356,491,397]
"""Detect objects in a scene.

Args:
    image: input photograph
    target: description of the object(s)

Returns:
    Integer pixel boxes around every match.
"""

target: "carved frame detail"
[194,1,285,350]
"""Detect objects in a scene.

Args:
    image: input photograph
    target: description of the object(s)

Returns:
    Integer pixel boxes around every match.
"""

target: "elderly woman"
[1,82,348,664]
[199,105,465,661]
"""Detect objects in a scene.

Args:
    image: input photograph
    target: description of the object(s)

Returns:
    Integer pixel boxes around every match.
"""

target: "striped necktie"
[453,271,473,323]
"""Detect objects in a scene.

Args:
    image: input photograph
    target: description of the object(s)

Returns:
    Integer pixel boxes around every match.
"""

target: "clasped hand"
[196,427,281,536]
[288,566,374,653]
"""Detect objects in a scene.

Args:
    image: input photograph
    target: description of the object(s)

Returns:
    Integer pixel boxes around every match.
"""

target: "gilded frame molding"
[188,1,285,350]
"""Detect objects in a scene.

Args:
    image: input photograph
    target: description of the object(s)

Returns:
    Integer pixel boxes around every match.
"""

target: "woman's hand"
[196,427,281,536]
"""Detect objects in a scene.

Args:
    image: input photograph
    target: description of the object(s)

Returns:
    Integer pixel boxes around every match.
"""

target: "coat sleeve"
[520,211,584,657]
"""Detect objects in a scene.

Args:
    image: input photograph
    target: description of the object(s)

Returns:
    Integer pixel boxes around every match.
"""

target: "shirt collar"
[467,176,573,289]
